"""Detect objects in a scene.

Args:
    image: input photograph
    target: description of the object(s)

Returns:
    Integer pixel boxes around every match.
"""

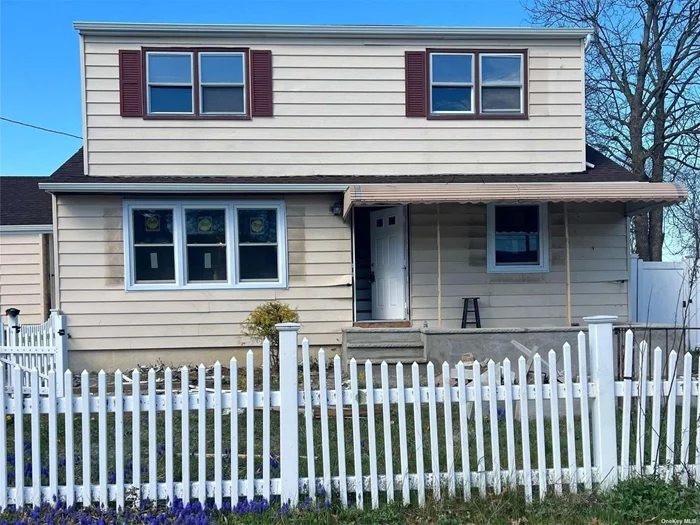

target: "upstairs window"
[487,203,549,273]
[199,53,246,115]
[145,50,246,116]
[412,49,527,119]
[146,53,195,114]
[480,54,524,113]
[430,53,474,114]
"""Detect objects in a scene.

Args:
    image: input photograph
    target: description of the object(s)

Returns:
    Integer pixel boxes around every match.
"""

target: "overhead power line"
[0,117,82,140]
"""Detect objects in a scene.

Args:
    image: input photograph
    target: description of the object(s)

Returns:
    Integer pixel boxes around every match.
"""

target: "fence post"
[5,308,20,347]
[584,315,619,489]
[52,310,68,396]
[276,322,301,505]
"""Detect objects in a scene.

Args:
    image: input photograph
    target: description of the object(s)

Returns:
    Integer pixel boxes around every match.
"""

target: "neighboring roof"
[45,146,639,189]
[0,176,52,227]
[73,22,592,40]
[343,181,688,218]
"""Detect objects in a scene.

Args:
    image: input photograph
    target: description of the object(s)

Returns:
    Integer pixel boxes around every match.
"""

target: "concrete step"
[346,342,424,349]
[345,342,426,364]
[343,328,423,344]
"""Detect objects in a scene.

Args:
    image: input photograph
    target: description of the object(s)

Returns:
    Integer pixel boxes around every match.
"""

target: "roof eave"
[72,22,592,40]
[39,182,349,194]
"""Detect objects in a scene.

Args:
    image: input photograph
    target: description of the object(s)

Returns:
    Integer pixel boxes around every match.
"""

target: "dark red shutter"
[405,51,427,117]
[250,50,273,117]
[119,50,143,117]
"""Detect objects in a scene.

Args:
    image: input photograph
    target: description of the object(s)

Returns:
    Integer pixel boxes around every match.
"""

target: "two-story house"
[40,22,686,371]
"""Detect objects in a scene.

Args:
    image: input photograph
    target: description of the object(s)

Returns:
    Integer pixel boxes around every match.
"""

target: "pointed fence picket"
[2,318,700,511]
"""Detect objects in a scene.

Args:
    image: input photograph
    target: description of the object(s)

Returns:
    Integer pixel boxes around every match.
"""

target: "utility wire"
[0,117,82,140]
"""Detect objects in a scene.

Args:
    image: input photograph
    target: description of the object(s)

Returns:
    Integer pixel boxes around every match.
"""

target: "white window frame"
[486,203,549,274]
[198,52,247,116]
[429,52,475,115]
[123,200,288,291]
[145,51,195,115]
[479,53,524,114]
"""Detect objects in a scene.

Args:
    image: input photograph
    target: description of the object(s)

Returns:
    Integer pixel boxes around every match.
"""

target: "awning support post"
[437,204,442,328]
[564,203,572,325]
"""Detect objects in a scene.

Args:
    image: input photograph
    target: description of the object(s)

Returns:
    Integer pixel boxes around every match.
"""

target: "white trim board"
[73,22,593,40]
[0,224,53,235]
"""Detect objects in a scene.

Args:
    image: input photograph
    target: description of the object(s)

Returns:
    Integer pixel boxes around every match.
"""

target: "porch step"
[353,320,412,328]
[342,328,423,344]
[345,341,426,364]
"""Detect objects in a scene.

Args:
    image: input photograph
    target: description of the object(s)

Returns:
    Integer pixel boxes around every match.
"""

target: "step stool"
[461,297,482,328]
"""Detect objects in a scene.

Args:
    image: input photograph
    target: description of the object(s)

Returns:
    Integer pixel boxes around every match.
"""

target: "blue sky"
[0,0,526,175]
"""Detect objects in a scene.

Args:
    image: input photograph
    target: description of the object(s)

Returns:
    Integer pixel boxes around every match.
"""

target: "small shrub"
[241,301,299,368]
[602,475,700,522]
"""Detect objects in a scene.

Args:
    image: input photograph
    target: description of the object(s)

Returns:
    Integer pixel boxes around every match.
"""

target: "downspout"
[564,203,572,325]
[437,204,442,328]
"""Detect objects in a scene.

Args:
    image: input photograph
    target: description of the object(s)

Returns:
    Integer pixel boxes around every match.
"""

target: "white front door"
[370,206,406,320]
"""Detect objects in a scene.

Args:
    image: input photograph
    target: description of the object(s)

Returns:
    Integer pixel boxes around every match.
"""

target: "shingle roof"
[0,176,53,226]
[48,145,638,185]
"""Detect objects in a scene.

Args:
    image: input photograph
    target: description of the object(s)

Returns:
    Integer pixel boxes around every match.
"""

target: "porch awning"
[342,181,687,218]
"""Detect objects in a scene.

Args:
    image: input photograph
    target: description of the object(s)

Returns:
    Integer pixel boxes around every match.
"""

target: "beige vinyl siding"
[0,233,47,323]
[83,36,585,177]
[410,203,629,327]
[56,194,353,370]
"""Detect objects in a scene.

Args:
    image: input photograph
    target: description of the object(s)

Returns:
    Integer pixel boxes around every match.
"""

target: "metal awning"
[343,181,687,218]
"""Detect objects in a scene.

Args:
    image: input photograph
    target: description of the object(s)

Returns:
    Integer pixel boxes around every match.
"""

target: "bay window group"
[124,200,287,290]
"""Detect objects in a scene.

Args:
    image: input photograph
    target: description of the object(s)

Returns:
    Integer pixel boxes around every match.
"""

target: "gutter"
[0,224,53,234]
[39,182,349,194]
[73,22,593,40]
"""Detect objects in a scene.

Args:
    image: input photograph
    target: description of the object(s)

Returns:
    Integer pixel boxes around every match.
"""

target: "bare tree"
[525,0,700,261]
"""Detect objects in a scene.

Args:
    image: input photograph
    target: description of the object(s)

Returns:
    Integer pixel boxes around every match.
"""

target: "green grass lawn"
[0,477,698,524]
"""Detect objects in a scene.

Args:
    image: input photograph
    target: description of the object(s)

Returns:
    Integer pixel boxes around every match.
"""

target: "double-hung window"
[430,53,475,114]
[145,50,247,116]
[426,50,527,118]
[146,53,195,114]
[487,203,549,273]
[480,54,524,113]
[199,53,246,115]
[124,201,287,290]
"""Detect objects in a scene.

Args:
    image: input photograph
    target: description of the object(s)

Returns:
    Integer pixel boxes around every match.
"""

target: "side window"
[480,54,524,114]
[146,53,194,115]
[236,208,280,282]
[487,203,549,273]
[131,208,177,283]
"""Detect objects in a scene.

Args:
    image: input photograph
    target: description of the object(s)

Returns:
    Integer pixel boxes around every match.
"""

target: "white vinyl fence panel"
[1,315,699,510]
[631,255,700,349]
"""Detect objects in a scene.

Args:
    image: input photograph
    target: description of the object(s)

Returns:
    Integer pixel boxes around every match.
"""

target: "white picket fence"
[1,315,699,510]
[0,309,68,396]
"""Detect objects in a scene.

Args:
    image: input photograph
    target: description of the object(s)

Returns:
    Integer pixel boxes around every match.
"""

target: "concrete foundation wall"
[423,324,691,377]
